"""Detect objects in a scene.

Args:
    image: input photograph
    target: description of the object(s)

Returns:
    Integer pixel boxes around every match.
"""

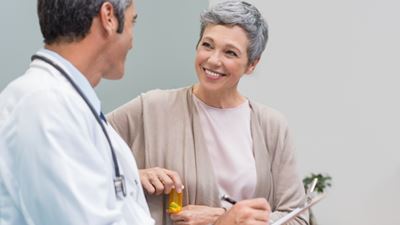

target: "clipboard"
[271,193,326,225]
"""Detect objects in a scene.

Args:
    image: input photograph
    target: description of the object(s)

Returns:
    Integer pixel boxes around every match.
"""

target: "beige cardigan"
[107,87,309,225]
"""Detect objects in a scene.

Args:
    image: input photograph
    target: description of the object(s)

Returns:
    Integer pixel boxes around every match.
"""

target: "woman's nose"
[208,52,222,66]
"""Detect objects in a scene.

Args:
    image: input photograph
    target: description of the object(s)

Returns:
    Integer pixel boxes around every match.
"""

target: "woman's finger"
[252,209,269,222]
[165,170,184,193]
[237,198,270,211]
[148,174,165,195]
[140,176,156,194]
[157,171,175,194]
[170,212,187,222]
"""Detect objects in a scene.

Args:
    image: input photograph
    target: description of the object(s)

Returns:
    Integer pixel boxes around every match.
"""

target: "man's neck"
[45,41,103,87]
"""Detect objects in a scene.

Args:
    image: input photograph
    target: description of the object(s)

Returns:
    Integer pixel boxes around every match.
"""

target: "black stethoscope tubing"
[31,54,126,198]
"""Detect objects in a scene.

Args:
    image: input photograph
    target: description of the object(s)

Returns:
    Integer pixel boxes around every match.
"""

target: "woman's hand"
[170,205,225,225]
[214,198,271,225]
[139,167,183,195]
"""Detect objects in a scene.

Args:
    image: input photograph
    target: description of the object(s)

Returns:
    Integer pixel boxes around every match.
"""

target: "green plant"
[303,173,332,193]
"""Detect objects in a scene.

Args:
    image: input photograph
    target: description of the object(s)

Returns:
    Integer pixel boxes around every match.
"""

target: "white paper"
[271,193,326,225]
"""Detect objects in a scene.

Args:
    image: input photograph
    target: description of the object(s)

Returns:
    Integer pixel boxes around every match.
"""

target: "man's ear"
[245,58,260,74]
[99,2,117,35]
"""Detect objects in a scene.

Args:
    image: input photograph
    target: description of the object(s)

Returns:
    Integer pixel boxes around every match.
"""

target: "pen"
[221,194,237,205]
[308,178,318,195]
[305,178,318,206]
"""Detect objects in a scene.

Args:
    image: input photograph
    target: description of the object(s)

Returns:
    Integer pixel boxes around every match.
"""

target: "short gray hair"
[38,0,133,44]
[199,1,268,64]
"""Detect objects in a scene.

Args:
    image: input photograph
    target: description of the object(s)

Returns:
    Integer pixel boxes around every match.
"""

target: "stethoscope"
[31,54,127,200]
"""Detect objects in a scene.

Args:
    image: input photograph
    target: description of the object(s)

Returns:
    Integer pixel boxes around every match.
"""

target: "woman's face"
[195,24,257,93]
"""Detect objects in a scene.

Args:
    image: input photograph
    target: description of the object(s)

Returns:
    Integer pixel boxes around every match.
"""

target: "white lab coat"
[0,49,154,225]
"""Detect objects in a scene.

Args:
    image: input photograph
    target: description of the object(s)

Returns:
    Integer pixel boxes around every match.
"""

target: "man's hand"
[170,205,225,225]
[215,198,271,225]
[139,167,183,195]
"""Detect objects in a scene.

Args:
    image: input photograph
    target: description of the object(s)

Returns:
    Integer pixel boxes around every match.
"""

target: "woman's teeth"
[205,69,223,78]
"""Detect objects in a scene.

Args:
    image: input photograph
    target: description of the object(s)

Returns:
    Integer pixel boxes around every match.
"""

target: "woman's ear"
[98,2,117,35]
[245,58,260,74]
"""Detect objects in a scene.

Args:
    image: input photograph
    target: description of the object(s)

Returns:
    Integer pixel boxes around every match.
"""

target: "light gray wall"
[0,0,207,113]
[0,1,42,89]
[96,0,207,112]
[211,0,400,224]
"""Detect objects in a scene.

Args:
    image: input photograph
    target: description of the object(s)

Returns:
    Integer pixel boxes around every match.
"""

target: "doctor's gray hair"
[198,1,268,65]
[38,0,133,44]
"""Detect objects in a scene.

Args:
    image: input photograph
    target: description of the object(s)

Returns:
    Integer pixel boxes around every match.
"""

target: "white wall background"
[210,0,400,224]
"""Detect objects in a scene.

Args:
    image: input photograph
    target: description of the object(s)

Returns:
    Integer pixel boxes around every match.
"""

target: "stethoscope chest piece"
[114,175,127,199]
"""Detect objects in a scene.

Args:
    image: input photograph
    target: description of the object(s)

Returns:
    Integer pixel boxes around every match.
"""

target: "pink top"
[193,95,256,207]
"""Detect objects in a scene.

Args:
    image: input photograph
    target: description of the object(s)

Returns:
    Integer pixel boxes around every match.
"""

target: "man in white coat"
[0,0,271,225]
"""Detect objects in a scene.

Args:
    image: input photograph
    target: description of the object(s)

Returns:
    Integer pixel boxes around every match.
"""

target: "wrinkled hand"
[139,167,183,195]
[215,198,271,225]
[170,205,225,225]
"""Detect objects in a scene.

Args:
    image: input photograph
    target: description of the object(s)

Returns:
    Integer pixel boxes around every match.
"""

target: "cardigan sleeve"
[271,128,309,225]
[257,105,309,225]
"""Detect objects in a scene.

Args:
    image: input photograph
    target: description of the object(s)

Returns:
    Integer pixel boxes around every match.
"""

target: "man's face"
[103,3,137,80]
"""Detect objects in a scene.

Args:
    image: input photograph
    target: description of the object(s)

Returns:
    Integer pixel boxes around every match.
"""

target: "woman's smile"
[203,67,226,80]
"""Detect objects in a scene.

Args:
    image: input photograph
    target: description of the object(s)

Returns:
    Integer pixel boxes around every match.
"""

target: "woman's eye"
[202,42,212,49]
[226,50,238,57]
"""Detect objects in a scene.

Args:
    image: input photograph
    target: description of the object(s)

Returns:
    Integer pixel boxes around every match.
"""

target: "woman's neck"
[192,84,246,109]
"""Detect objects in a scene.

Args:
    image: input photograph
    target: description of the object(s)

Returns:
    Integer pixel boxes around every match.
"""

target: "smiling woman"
[107,1,308,225]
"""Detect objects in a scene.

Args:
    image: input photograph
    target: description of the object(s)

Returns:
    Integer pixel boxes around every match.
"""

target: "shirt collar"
[36,48,102,115]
